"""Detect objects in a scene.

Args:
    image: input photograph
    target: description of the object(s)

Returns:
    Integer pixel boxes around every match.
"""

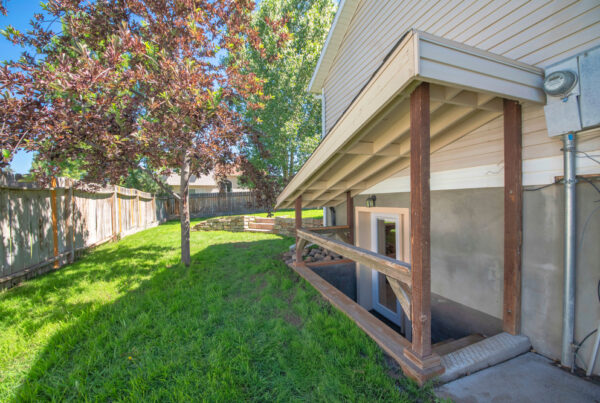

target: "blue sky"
[2,0,47,173]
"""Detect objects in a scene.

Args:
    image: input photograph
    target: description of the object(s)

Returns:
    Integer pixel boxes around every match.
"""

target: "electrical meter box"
[544,46,600,137]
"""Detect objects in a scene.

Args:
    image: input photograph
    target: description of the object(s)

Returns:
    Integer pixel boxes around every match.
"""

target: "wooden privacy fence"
[1,175,161,288]
[156,191,262,219]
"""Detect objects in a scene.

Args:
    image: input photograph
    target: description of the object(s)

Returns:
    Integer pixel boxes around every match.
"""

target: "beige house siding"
[322,0,600,136]
[166,175,248,195]
[429,105,600,174]
[363,105,600,191]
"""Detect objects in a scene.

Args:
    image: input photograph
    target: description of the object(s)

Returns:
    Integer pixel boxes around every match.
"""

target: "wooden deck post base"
[403,348,442,369]
[402,349,445,385]
[403,348,444,384]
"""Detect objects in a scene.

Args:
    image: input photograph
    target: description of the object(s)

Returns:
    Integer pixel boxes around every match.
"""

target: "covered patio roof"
[276,30,545,209]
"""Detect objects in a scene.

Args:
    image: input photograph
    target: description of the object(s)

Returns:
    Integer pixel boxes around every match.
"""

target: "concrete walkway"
[436,353,600,402]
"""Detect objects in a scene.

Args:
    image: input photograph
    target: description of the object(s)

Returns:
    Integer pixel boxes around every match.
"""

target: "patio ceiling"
[276,30,545,209]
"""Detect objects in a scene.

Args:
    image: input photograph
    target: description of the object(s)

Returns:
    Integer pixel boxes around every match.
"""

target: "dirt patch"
[283,311,303,328]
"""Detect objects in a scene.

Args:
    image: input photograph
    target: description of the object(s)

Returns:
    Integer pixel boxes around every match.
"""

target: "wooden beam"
[304,225,350,233]
[304,155,370,203]
[295,196,303,263]
[388,277,412,321]
[407,82,434,361]
[297,228,412,287]
[346,191,354,245]
[503,99,522,335]
[320,103,482,206]
[304,225,351,243]
[346,141,374,155]
[347,109,501,199]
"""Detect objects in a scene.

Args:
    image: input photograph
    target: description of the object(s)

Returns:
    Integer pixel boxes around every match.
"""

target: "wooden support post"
[404,82,442,379]
[346,191,354,245]
[50,177,59,269]
[503,99,522,335]
[295,196,303,263]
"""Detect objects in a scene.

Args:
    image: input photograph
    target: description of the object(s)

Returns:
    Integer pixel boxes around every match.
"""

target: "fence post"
[152,195,156,223]
[50,177,60,269]
[67,179,75,263]
[137,190,141,228]
[111,186,117,239]
[118,186,122,236]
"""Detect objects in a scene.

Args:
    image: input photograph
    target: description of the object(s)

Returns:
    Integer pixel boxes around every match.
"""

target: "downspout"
[562,132,577,370]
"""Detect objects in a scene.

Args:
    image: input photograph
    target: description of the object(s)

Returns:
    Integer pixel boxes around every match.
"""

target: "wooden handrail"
[304,225,350,232]
[297,228,412,288]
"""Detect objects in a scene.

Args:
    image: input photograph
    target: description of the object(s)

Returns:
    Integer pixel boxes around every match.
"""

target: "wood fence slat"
[1,172,262,287]
[50,177,59,269]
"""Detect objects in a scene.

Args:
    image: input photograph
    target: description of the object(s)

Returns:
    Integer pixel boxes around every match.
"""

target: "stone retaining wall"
[272,217,322,237]
[192,215,322,236]
[193,216,246,232]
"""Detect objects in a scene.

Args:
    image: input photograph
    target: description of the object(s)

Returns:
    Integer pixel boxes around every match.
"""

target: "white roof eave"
[307,0,361,94]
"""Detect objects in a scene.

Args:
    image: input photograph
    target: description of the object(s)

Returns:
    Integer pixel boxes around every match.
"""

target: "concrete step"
[433,334,485,356]
[254,217,275,224]
[438,332,531,384]
[248,222,275,230]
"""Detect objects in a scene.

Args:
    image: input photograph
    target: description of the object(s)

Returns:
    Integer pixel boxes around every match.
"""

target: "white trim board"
[360,150,600,194]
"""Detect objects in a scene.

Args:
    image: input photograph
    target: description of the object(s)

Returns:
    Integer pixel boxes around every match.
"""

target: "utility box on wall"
[543,46,600,137]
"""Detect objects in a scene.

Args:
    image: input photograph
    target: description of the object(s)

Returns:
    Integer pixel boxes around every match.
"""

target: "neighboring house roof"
[163,172,239,187]
[307,0,360,94]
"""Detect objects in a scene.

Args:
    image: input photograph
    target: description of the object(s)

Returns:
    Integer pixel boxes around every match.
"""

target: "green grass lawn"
[0,221,437,402]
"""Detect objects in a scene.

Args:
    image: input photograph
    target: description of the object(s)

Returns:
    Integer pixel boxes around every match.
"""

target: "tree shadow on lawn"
[0,243,174,336]
[11,235,431,402]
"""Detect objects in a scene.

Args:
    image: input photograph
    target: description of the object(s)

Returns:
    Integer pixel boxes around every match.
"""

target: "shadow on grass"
[0,243,174,335]
[8,233,430,402]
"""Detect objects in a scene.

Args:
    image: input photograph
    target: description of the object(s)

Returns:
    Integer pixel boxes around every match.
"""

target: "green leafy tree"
[242,0,336,187]
[119,167,166,194]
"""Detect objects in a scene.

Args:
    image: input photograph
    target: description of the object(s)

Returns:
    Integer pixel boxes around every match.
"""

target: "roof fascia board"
[307,0,361,94]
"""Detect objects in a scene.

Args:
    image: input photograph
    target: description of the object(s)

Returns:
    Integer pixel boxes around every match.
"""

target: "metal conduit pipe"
[561,133,577,369]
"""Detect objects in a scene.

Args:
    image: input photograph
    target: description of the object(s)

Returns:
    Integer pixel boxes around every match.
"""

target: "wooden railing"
[296,227,411,285]
[296,227,413,320]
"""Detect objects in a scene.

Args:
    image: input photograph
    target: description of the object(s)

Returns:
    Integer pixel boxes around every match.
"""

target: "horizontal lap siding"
[323,0,600,135]
[429,105,600,174]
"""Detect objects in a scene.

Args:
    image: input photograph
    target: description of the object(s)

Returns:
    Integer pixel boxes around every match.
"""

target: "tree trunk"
[180,151,191,266]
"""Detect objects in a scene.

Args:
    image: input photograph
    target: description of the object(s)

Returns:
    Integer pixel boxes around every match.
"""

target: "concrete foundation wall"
[344,183,600,374]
